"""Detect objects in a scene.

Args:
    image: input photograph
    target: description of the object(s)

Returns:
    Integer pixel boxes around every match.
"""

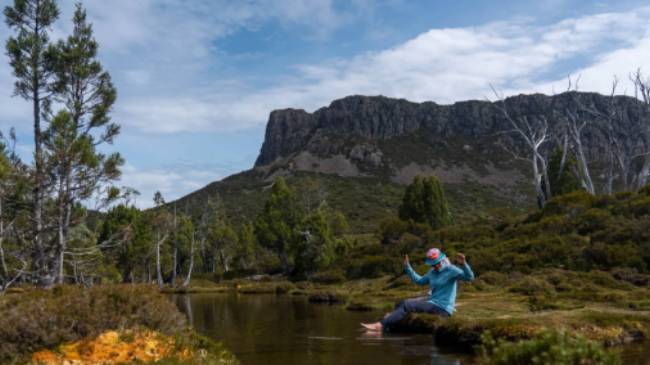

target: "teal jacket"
[405,261,474,315]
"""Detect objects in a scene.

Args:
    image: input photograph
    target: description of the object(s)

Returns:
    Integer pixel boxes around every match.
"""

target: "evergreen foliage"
[234,223,255,271]
[398,175,452,230]
[547,148,582,197]
[4,0,60,284]
[253,177,348,278]
[254,177,301,274]
[293,206,337,278]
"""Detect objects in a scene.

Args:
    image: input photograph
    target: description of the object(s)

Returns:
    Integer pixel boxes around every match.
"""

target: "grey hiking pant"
[380,297,450,329]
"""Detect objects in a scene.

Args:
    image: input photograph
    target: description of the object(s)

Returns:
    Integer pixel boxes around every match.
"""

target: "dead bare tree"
[171,205,178,284]
[561,107,596,194]
[60,223,130,285]
[492,86,552,207]
[568,75,650,193]
[631,69,650,190]
[155,229,170,289]
[151,191,172,289]
[559,76,598,194]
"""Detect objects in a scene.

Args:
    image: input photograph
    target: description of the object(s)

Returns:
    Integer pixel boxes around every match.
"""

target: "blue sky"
[2,0,650,208]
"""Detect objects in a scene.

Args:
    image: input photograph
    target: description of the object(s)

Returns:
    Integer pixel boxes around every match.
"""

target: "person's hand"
[456,253,466,265]
[404,254,410,266]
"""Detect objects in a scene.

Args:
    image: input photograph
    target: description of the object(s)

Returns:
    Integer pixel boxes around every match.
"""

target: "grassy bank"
[0,285,238,365]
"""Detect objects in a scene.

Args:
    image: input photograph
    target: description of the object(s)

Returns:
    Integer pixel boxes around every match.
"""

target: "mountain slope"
[173,92,648,232]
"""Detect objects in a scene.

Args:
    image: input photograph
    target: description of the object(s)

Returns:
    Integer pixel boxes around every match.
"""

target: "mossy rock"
[308,291,347,303]
[346,301,374,311]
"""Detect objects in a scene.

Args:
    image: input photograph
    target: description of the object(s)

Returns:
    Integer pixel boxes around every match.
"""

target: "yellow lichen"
[31,329,190,365]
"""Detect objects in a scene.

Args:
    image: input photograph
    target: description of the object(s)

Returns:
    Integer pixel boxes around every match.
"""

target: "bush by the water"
[311,269,346,284]
[0,285,186,363]
[480,330,621,365]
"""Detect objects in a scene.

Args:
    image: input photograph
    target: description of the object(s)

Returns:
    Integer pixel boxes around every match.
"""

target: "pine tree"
[173,215,193,284]
[4,0,60,283]
[547,148,581,197]
[210,224,238,273]
[0,134,27,291]
[330,211,349,237]
[294,206,337,278]
[254,177,301,274]
[98,204,153,283]
[235,222,256,271]
[43,3,122,283]
[399,175,451,230]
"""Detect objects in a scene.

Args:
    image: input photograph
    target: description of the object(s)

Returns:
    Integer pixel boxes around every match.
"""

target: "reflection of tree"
[182,295,194,328]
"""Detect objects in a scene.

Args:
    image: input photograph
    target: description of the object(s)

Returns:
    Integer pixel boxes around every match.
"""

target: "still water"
[173,293,472,365]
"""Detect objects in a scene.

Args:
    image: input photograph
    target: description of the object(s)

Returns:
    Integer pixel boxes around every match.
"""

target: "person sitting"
[361,248,474,332]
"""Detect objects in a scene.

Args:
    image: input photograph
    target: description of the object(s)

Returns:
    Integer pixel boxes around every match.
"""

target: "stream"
[173,293,650,365]
[173,293,472,365]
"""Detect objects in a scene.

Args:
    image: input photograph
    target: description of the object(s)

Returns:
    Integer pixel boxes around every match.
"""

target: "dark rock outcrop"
[255,92,648,168]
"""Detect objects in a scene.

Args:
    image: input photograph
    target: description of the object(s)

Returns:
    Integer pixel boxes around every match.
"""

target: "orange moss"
[31,329,191,365]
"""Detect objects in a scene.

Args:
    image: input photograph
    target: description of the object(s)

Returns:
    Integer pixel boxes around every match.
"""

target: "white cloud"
[4,1,650,203]
[118,163,224,208]
[8,1,649,136]
[0,0,365,132]
[114,6,650,134]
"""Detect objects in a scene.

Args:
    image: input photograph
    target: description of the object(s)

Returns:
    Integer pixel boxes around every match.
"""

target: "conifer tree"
[294,206,337,278]
[254,177,301,274]
[4,0,60,281]
[399,175,451,230]
[44,3,122,283]
[235,222,256,270]
[547,148,581,197]
[99,205,153,283]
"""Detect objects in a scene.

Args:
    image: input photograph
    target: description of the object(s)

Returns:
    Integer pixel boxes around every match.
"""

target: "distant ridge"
[173,92,648,232]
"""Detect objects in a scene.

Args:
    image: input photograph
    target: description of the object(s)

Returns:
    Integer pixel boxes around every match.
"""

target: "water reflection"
[173,293,470,365]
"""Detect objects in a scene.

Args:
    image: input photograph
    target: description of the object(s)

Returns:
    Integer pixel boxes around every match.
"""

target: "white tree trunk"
[182,231,196,288]
[156,233,164,289]
[638,155,650,189]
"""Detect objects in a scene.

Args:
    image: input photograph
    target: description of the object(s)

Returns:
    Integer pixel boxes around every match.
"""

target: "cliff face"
[173,92,648,232]
[254,92,646,170]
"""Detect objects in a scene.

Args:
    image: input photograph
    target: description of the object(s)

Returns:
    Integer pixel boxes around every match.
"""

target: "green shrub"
[538,215,572,235]
[191,272,223,283]
[583,242,647,272]
[509,276,555,297]
[584,270,621,289]
[346,255,400,279]
[639,184,650,196]
[477,271,508,286]
[378,218,408,244]
[575,208,612,234]
[384,275,412,289]
[611,267,650,286]
[614,191,634,201]
[542,190,596,216]
[528,295,561,311]
[480,330,621,365]
[399,232,423,251]
[630,196,650,217]
[0,285,186,363]
[311,269,346,284]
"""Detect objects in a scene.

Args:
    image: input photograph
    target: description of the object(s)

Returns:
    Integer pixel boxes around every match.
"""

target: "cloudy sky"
[1,0,650,208]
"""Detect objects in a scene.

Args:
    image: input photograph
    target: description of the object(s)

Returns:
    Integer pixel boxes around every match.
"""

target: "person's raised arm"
[455,253,474,282]
[404,254,429,285]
